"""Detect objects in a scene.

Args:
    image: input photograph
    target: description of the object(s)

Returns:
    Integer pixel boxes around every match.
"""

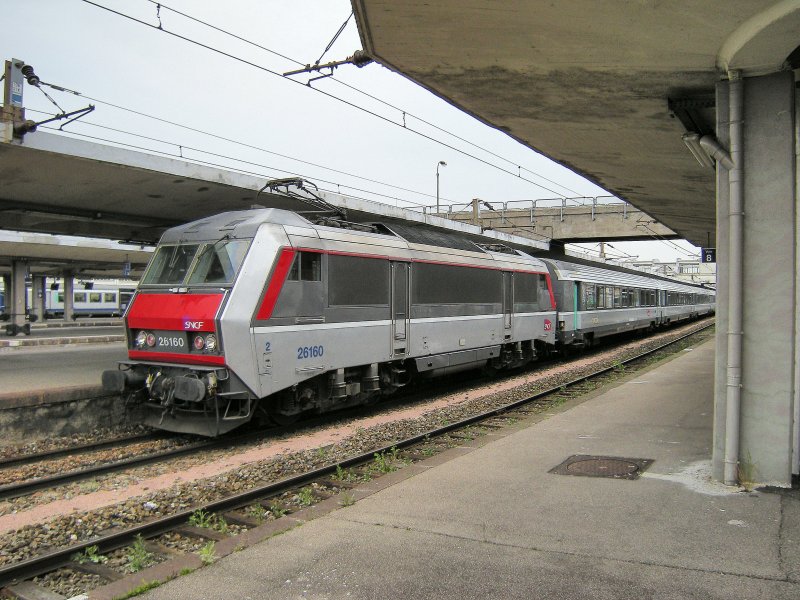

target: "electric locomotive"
[103,208,558,436]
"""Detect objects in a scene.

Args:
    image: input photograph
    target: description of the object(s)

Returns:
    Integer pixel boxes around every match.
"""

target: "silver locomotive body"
[104,208,558,435]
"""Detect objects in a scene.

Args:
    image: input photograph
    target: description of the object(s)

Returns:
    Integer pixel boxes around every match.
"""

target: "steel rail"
[0,396,445,501]
[0,432,165,470]
[0,320,713,587]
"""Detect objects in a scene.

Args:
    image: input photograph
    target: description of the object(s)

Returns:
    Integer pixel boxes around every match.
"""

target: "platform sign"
[701,248,716,263]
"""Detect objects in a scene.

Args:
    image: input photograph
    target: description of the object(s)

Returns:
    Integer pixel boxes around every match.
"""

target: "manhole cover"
[549,455,654,480]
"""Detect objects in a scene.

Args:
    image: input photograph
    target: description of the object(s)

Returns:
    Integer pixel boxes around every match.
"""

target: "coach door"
[391,262,409,355]
[503,272,513,335]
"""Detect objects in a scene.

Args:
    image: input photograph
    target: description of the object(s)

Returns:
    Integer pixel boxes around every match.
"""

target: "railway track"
[0,320,713,596]
[0,432,163,471]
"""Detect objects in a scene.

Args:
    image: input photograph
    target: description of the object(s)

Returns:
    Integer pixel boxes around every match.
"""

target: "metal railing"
[415,195,628,223]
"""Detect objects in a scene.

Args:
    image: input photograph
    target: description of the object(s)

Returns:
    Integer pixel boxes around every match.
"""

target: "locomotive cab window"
[188,239,251,285]
[142,244,200,285]
[287,251,322,282]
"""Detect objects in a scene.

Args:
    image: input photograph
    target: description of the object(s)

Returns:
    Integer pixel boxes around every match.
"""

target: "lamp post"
[436,160,447,213]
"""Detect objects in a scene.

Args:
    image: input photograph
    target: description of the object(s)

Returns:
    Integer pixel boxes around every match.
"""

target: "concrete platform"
[0,345,131,443]
[0,319,124,348]
[141,339,800,600]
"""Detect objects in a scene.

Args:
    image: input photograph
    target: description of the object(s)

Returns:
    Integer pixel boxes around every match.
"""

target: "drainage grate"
[549,455,654,480]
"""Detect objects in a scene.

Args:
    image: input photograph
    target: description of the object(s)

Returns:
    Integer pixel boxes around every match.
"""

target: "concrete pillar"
[5,260,29,336]
[63,271,75,321]
[794,76,800,476]
[713,71,797,487]
[31,275,45,322]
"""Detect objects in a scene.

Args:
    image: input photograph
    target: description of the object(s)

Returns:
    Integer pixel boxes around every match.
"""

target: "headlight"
[135,331,148,348]
[193,335,205,350]
[145,332,156,347]
[205,334,217,351]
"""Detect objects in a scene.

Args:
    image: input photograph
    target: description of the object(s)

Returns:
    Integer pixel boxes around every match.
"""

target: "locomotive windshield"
[141,240,250,286]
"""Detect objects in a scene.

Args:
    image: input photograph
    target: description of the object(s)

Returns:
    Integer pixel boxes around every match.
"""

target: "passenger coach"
[542,258,715,348]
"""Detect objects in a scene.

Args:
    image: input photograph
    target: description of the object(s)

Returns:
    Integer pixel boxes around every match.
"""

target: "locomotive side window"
[328,255,389,306]
[513,273,540,312]
[188,240,250,284]
[287,251,322,282]
[142,244,200,285]
[538,275,550,310]
[413,263,501,304]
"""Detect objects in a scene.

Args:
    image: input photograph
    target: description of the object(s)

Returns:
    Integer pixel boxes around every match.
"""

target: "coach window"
[288,251,322,282]
[56,292,64,304]
[89,292,102,303]
[74,292,87,303]
[104,293,116,303]
[580,283,596,310]
[604,286,614,309]
[620,288,629,308]
[613,287,621,308]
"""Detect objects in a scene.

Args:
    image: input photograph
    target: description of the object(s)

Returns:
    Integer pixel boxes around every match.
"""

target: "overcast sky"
[3,0,701,262]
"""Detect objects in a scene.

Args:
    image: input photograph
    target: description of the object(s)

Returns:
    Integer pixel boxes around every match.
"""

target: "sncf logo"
[184,321,205,330]
[543,319,553,331]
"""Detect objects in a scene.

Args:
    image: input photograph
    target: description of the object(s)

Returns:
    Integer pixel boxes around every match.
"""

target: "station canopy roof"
[0,129,549,253]
[352,0,800,248]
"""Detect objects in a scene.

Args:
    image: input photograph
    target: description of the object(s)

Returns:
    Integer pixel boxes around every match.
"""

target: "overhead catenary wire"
[79,0,576,199]
[31,116,436,208]
[636,223,697,257]
[137,0,584,197]
[26,96,457,204]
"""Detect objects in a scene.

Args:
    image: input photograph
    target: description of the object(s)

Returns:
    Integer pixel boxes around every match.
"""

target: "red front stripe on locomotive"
[127,292,223,331]
[126,292,225,364]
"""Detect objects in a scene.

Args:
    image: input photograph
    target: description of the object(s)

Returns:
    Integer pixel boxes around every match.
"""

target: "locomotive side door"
[503,271,513,336]
[391,262,409,356]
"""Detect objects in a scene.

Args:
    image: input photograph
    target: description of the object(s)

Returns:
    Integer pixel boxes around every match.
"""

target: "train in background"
[102,207,714,437]
[0,281,136,320]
